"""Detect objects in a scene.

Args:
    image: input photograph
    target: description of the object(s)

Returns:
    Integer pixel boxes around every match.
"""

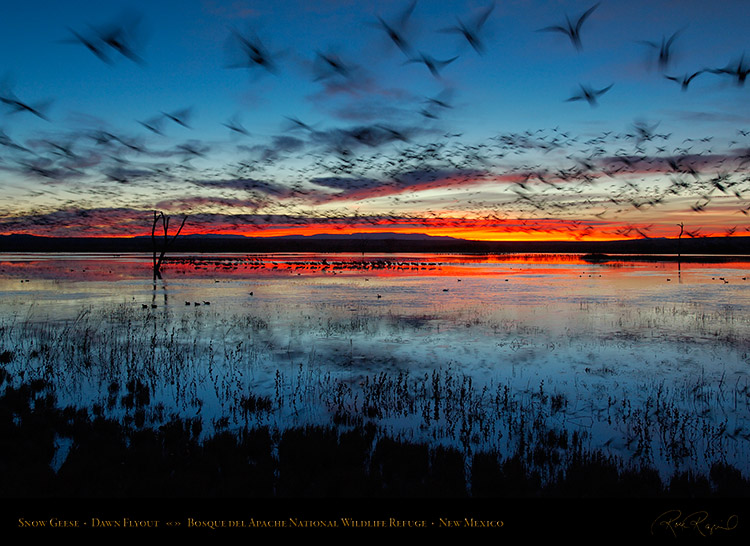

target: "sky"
[0,0,749,241]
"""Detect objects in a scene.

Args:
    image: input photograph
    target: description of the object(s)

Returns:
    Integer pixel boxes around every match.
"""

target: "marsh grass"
[1,302,749,498]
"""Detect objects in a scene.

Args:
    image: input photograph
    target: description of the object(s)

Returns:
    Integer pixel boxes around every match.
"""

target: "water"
[1,252,749,478]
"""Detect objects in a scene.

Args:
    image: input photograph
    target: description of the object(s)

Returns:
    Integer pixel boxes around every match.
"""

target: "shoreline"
[1,234,749,257]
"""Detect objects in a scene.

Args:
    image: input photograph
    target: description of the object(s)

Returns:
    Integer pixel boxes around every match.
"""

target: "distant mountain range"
[179,232,461,241]
[1,232,748,258]
[281,232,461,241]
[172,231,458,241]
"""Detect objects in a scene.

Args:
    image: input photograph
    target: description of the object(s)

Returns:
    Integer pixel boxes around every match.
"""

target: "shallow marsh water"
[1,252,749,480]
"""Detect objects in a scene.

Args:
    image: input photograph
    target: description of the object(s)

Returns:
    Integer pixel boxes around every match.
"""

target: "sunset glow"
[0,1,748,244]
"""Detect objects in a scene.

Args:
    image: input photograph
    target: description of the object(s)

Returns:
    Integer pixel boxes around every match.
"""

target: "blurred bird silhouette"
[313,50,356,81]
[665,70,704,90]
[90,12,146,65]
[537,3,599,51]
[138,114,166,135]
[60,27,112,64]
[223,114,250,137]
[373,0,418,55]
[0,80,51,121]
[0,129,30,152]
[638,30,681,70]
[418,89,455,119]
[405,52,458,78]
[566,83,613,107]
[0,96,51,120]
[225,28,279,74]
[709,54,750,86]
[439,2,495,54]
[424,89,454,110]
[162,107,193,129]
[176,140,209,161]
[284,116,316,133]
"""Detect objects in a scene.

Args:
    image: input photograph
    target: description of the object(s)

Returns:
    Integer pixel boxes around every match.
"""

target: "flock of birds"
[0,1,749,241]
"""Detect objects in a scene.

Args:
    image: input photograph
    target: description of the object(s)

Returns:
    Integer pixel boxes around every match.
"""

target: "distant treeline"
[1,234,749,257]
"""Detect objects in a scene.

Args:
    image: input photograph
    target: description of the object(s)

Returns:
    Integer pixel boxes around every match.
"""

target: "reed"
[1,302,749,498]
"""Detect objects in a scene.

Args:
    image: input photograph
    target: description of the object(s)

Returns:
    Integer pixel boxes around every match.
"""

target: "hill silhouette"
[1,233,748,258]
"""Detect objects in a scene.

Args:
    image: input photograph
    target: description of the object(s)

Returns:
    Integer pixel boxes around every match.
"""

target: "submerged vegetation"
[1,299,749,498]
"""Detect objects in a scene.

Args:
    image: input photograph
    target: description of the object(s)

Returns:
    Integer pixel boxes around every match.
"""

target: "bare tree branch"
[151,210,188,279]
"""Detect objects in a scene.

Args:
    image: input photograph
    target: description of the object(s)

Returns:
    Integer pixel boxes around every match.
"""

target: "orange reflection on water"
[160,253,600,279]
[1,253,749,284]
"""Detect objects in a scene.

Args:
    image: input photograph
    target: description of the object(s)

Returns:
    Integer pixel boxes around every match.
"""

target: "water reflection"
[1,253,749,483]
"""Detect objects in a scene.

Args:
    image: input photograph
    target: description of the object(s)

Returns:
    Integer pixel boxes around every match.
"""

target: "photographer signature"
[651,510,738,537]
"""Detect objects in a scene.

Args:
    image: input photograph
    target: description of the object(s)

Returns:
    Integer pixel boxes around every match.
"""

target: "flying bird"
[223,115,250,137]
[638,30,681,70]
[0,87,51,120]
[709,54,750,86]
[284,116,316,133]
[405,52,458,78]
[566,83,613,107]
[373,0,417,55]
[138,115,166,135]
[424,89,454,112]
[664,70,704,90]
[537,3,600,51]
[0,129,30,153]
[440,2,495,54]
[313,50,355,81]
[176,141,209,160]
[161,107,193,129]
[60,27,112,64]
[376,125,412,142]
[91,12,146,65]
[226,28,279,73]
[418,89,455,119]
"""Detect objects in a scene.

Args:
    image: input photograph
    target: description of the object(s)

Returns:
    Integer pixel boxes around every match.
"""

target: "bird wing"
[665,30,682,47]
[537,25,570,35]
[575,2,600,32]
[475,3,495,29]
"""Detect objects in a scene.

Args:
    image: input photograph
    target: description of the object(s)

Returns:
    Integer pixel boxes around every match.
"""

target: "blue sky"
[1,0,749,239]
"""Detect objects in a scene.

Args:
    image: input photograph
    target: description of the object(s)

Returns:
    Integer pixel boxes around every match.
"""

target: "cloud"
[664,110,750,124]
[308,168,491,203]
[0,207,150,236]
[153,196,267,212]
[242,135,306,163]
[191,177,296,197]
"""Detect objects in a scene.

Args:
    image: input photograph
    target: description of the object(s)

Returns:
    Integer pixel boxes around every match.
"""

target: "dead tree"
[151,210,187,280]
[676,221,685,278]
